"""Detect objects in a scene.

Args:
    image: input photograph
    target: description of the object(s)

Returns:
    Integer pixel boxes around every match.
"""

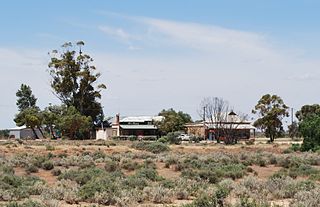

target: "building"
[9,126,43,139]
[185,111,256,141]
[96,114,164,140]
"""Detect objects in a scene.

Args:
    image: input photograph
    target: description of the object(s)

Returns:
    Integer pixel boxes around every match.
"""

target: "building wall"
[10,128,43,139]
[186,125,253,140]
[187,126,206,138]
[21,129,43,139]
[96,128,113,140]
[120,129,157,136]
[9,130,20,139]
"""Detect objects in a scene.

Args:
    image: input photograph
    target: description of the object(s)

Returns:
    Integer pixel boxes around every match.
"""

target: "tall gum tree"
[48,41,106,125]
[252,94,289,142]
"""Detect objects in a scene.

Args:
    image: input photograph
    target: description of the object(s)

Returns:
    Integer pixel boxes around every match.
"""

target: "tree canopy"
[296,104,320,122]
[14,84,42,139]
[48,41,106,125]
[57,106,92,139]
[252,94,289,142]
[299,115,320,151]
[16,84,37,111]
[156,108,192,135]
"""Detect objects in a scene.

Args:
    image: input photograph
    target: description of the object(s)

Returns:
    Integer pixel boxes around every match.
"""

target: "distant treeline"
[0,130,9,138]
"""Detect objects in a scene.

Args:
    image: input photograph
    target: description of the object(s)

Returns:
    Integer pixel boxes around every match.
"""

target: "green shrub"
[0,165,14,174]
[92,150,106,160]
[6,200,45,207]
[42,161,54,170]
[121,159,139,171]
[25,164,38,174]
[104,160,119,172]
[31,155,48,168]
[128,135,138,141]
[131,142,170,153]
[166,132,182,145]
[0,174,43,200]
[51,168,62,176]
[158,137,168,143]
[290,144,301,152]
[123,175,148,190]
[45,145,55,151]
[58,167,106,185]
[136,167,163,181]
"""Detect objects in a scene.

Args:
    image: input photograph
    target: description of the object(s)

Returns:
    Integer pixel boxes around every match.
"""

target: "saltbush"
[42,161,54,170]
[131,142,170,153]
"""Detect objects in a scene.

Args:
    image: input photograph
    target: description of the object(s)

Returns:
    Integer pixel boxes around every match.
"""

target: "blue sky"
[1,0,320,128]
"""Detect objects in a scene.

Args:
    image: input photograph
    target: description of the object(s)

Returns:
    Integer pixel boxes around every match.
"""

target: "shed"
[9,126,43,139]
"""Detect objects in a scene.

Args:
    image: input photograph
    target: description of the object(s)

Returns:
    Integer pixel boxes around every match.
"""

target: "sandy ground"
[0,139,303,207]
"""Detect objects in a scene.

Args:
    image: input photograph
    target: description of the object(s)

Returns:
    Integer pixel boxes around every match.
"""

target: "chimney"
[115,113,120,125]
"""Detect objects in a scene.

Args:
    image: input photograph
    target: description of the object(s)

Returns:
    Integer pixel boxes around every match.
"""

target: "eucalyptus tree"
[252,94,289,142]
[48,41,106,125]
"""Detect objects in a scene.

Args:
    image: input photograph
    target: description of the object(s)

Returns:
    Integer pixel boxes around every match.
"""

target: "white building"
[96,114,164,140]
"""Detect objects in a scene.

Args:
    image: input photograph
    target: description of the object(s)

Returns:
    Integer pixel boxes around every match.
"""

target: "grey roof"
[120,125,158,130]
[120,116,164,123]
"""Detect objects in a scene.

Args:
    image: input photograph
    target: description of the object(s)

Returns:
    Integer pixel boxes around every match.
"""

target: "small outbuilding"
[9,126,43,139]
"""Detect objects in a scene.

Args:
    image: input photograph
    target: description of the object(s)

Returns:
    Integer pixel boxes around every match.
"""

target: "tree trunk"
[50,126,55,139]
[31,127,39,139]
[37,127,44,138]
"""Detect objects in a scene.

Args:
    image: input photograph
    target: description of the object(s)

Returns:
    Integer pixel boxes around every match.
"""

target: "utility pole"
[291,108,294,125]
[203,106,206,139]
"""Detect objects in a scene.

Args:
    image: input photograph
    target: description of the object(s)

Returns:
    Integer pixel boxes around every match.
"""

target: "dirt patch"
[156,162,181,179]
[32,169,57,185]
[14,167,26,176]
[251,165,282,179]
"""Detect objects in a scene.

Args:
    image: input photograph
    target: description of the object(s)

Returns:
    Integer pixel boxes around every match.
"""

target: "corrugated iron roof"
[120,125,158,130]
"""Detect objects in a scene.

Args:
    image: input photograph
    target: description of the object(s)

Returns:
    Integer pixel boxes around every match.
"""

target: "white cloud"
[94,15,320,120]
[99,26,134,41]
[2,14,320,128]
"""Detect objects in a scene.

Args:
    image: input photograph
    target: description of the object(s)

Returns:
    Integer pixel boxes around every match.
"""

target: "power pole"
[203,106,206,139]
[291,108,294,125]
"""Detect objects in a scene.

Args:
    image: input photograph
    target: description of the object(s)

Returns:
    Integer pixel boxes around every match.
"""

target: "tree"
[198,97,229,142]
[198,97,248,144]
[57,106,92,139]
[156,108,192,135]
[252,94,289,143]
[299,115,320,151]
[16,84,37,111]
[14,84,42,139]
[0,130,9,138]
[48,41,106,125]
[296,104,320,122]
[14,107,43,139]
[42,104,64,139]
[288,121,301,139]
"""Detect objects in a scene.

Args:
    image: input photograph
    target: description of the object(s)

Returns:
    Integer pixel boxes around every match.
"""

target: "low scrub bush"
[290,187,320,207]
[25,164,39,174]
[51,168,62,176]
[136,167,163,181]
[0,173,43,201]
[131,142,170,153]
[6,200,45,207]
[104,160,119,172]
[42,161,54,170]
[45,145,55,151]
[121,159,139,171]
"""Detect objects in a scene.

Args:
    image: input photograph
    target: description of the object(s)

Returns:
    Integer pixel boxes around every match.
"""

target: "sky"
[1,0,320,128]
